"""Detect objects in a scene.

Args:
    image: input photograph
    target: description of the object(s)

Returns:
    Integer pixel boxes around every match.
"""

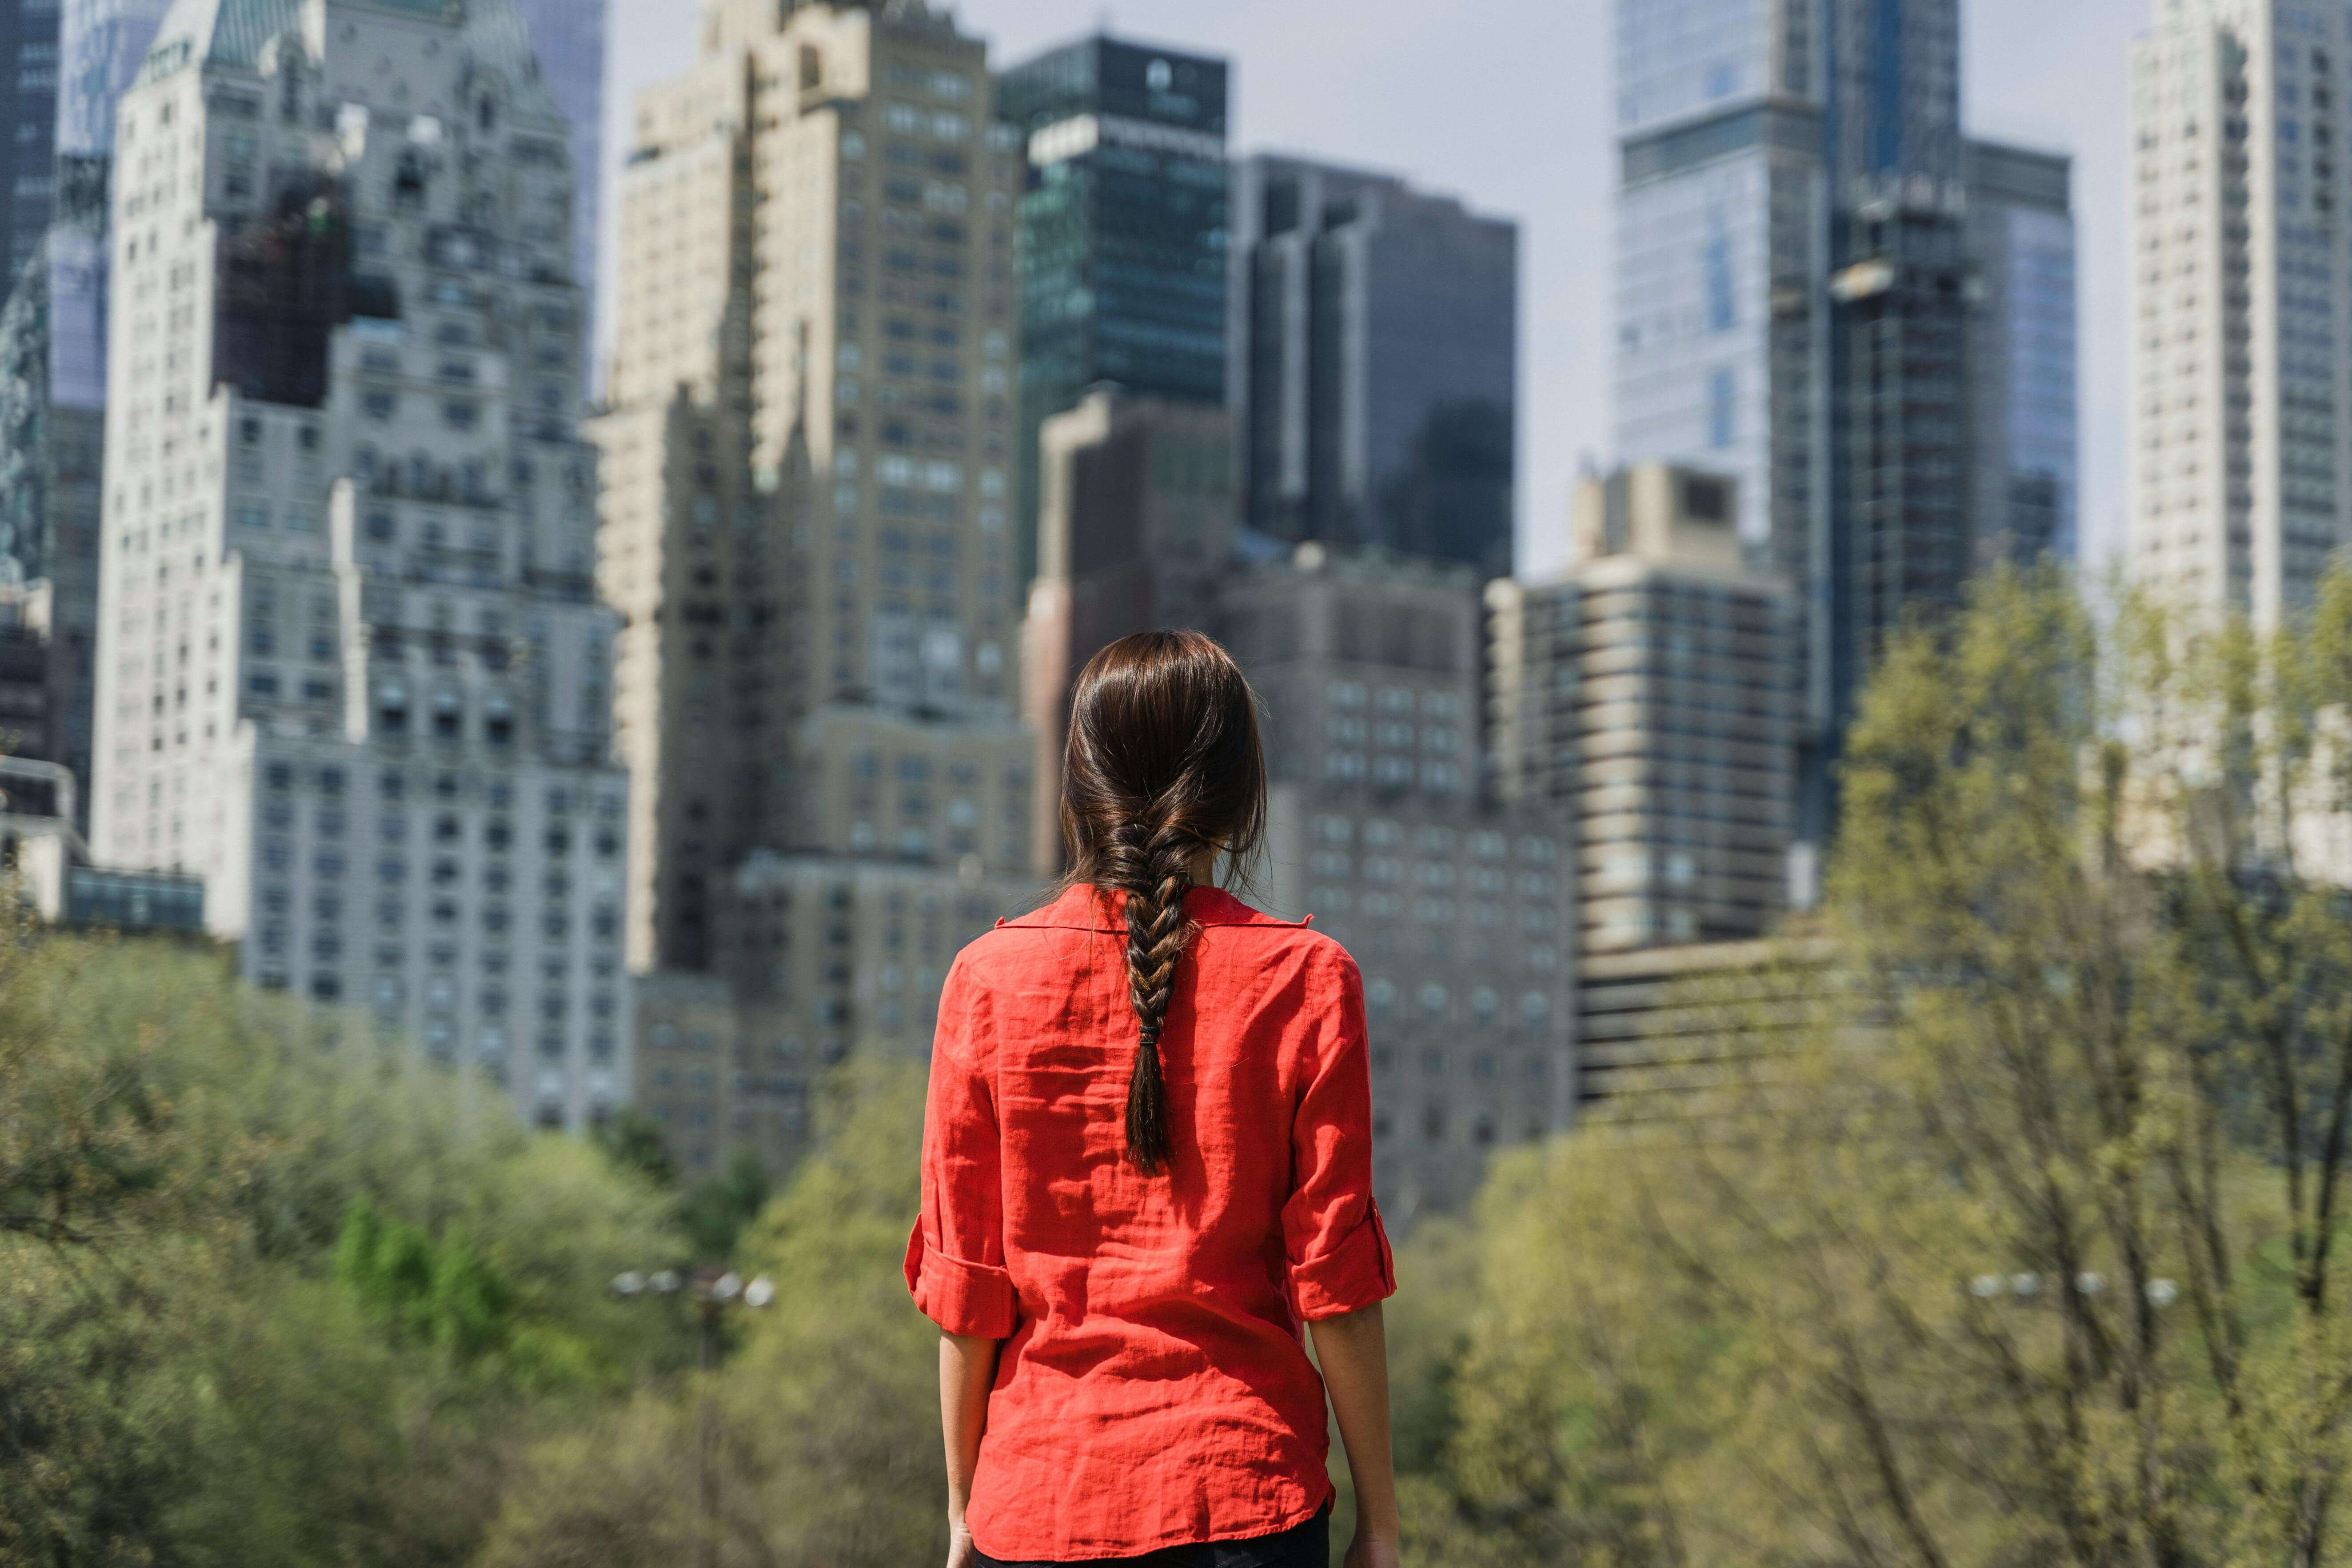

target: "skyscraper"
[997,33,1228,597]
[1965,140,2077,570]
[1230,155,1518,579]
[0,0,60,273]
[1217,545,1574,1217]
[94,0,630,1130]
[0,0,169,819]
[2131,0,2347,627]
[599,0,1038,1173]
[1613,0,2073,843]
[1489,464,1797,955]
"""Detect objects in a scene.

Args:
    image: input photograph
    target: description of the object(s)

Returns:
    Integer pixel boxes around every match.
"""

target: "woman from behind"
[906,630,1401,1568]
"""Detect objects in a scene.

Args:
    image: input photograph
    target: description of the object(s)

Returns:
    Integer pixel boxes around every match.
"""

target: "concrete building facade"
[1490,464,1797,957]
[1218,546,1574,1220]
[93,0,629,1129]
[2130,0,2352,627]
[600,0,1044,1175]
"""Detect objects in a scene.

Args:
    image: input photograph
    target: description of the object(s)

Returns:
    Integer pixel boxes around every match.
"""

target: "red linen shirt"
[905,882,1395,1563]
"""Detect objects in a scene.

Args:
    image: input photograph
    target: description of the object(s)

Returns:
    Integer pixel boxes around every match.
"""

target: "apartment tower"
[0,0,171,822]
[1218,547,1574,1218]
[1489,464,1797,955]
[94,0,630,1129]
[601,0,1036,1174]
[2131,0,2351,626]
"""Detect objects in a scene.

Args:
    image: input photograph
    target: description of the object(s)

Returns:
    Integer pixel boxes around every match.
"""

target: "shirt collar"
[998,883,1313,932]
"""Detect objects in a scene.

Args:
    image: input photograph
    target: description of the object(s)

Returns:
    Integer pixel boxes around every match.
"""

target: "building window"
[1708,368,1737,448]
[1704,231,1735,331]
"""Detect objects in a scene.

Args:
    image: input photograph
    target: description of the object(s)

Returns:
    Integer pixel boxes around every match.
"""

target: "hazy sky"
[605,0,2150,579]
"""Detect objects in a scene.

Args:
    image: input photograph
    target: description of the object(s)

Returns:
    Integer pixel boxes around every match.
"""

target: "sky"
[604,0,2152,580]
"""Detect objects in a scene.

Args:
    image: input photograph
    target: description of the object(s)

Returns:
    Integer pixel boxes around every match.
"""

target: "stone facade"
[1218,546,1575,1220]
[93,0,628,1129]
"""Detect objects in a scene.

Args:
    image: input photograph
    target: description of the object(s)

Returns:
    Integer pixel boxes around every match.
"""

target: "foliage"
[594,1106,679,1189]
[480,1059,944,1568]
[0,919,686,1568]
[1392,567,2352,1568]
[678,1148,775,1263]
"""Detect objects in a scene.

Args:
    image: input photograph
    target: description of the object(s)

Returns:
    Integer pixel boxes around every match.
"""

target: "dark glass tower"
[1,0,61,274]
[1229,155,1519,580]
[997,34,1230,598]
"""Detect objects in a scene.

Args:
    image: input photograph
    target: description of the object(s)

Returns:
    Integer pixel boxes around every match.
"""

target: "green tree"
[481,1061,944,1568]
[679,1148,775,1263]
[595,1107,679,1190]
[0,922,687,1567]
[1402,567,2352,1568]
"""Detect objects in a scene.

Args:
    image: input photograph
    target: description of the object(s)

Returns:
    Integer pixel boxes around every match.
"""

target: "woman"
[905,630,1402,1568]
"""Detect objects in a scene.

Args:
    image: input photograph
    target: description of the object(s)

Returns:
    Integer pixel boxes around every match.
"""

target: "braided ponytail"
[1058,632,1268,1178]
[1115,821,1196,1174]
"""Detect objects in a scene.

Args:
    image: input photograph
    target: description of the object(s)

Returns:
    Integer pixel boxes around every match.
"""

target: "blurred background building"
[2128,0,2343,629]
[599,0,1037,1176]
[997,32,1229,600]
[0,0,171,826]
[1612,0,2076,861]
[92,0,628,1130]
[1019,387,1234,875]
[1489,464,1796,957]
[1218,543,1573,1218]
[1965,140,2078,571]
[510,0,604,341]
[0,0,60,273]
[1229,154,1518,579]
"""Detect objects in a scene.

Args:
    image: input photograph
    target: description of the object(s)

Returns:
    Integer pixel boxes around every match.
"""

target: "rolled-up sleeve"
[1280,949,1398,1322]
[905,957,1018,1339]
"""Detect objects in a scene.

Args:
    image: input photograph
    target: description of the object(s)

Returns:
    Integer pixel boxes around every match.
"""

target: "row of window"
[1305,854,1556,898]
[1326,681,1459,718]
[1363,978,1554,1027]
[1310,817,1557,862]
[1323,754,1464,790]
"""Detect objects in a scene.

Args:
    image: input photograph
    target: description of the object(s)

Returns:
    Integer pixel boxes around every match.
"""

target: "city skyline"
[609,0,2145,580]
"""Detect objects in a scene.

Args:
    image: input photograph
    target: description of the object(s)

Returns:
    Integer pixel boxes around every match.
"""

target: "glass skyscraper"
[1613,0,2074,846]
[997,33,1229,595]
[1966,140,2077,569]
[1230,155,1519,579]
[1,0,62,273]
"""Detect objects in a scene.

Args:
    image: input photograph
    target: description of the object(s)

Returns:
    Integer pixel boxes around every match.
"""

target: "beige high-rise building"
[2130,0,2352,626]
[600,0,1038,1174]
[1490,464,1797,955]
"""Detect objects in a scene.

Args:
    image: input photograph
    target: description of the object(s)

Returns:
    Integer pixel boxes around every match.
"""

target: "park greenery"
[10,567,2352,1565]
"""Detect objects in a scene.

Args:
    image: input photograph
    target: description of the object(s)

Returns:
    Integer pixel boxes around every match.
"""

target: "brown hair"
[1061,631,1268,1175]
